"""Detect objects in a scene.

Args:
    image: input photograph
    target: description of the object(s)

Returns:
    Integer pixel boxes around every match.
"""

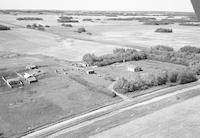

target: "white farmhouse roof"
[24,73,32,79]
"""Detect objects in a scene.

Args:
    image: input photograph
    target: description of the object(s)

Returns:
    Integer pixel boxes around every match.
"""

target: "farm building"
[2,77,23,88]
[127,65,143,72]
[26,65,38,70]
[86,70,95,74]
[76,62,89,67]
[30,69,41,76]
[24,73,37,83]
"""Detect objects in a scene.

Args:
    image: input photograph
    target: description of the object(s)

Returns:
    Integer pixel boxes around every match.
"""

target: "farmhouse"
[127,65,143,72]
[24,73,37,83]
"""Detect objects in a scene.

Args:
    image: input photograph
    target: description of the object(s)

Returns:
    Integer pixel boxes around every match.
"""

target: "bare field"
[0,27,123,61]
[1,13,200,61]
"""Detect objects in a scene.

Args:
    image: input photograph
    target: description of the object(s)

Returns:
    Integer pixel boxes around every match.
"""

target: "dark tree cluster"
[114,69,197,94]
[147,45,200,67]
[155,28,173,33]
[16,17,43,21]
[83,46,200,76]
[82,48,147,67]
[57,16,78,23]
[61,24,73,27]
[26,24,45,31]
[0,25,10,30]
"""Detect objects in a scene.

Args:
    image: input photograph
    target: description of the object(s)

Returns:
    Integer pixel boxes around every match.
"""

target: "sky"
[0,0,194,12]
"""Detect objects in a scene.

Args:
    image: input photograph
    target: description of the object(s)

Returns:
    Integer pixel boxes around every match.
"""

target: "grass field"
[90,89,200,138]
[0,53,120,138]
[94,60,186,81]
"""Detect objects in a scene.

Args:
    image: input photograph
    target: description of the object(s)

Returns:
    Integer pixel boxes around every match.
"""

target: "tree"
[179,46,200,54]
[113,78,129,94]
[77,27,86,33]
[113,48,126,54]
[177,69,197,84]
[82,53,97,65]
[167,71,178,83]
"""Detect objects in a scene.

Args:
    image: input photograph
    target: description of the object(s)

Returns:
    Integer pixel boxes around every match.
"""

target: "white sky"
[0,0,194,12]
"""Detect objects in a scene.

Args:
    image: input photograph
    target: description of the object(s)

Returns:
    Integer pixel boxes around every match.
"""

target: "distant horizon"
[0,0,194,12]
[0,9,195,13]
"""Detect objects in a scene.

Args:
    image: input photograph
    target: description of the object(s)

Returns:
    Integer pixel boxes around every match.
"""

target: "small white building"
[77,62,89,67]
[26,65,38,70]
[127,65,143,72]
[24,73,37,83]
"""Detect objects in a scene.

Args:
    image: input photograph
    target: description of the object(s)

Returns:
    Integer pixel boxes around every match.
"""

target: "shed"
[78,62,89,67]
[26,65,38,70]
[127,65,143,72]
[2,76,23,88]
[86,70,95,74]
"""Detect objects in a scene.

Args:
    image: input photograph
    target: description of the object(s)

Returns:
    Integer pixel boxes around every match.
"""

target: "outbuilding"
[127,65,143,72]
[2,76,23,88]
[86,70,95,74]
[26,65,38,70]
[24,73,37,83]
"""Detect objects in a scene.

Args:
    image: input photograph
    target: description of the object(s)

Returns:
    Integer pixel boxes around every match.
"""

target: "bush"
[61,24,73,27]
[82,48,147,67]
[143,20,172,25]
[0,25,10,30]
[179,46,200,54]
[114,68,198,94]
[113,48,126,54]
[16,17,43,21]
[26,24,45,31]
[37,26,45,31]
[113,78,129,94]
[155,28,173,33]
[45,25,50,28]
[177,70,197,84]
[152,45,174,52]
[59,16,73,20]
[190,64,200,75]
[57,17,78,23]
[154,71,168,85]
[82,53,97,65]
[147,46,200,66]
[77,27,86,33]
[141,73,156,87]
[82,19,93,21]
[167,71,178,83]
[26,24,32,28]
[131,74,147,90]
